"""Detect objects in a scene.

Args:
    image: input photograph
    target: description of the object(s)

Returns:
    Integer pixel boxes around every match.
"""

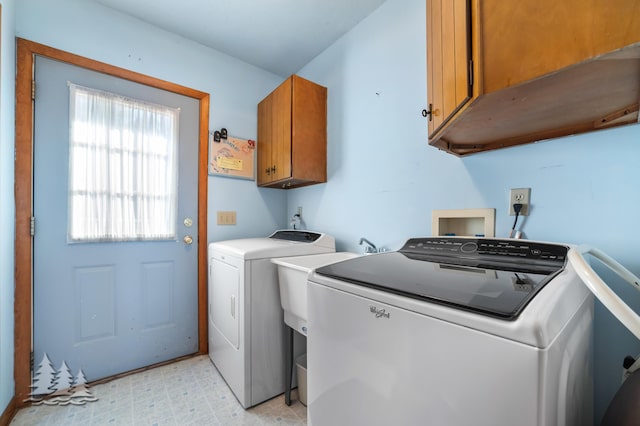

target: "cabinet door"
[426,0,472,137]
[271,77,292,182]
[257,94,272,185]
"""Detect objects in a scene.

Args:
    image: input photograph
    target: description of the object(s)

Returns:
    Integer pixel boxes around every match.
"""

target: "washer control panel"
[400,237,568,265]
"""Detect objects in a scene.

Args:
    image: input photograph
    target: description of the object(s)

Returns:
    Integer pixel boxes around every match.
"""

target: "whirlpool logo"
[369,305,390,319]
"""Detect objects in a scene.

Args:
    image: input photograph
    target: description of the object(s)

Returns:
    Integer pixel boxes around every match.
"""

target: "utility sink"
[272,252,359,335]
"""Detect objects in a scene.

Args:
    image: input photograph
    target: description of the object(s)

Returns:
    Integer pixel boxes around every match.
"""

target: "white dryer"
[208,230,335,408]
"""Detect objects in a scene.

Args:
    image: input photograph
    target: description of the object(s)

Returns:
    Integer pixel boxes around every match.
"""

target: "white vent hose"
[568,246,640,377]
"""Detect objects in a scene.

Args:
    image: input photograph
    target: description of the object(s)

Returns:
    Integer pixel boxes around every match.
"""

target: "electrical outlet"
[509,188,531,216]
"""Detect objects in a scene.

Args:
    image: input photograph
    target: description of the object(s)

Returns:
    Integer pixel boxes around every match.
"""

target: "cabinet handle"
[271,165,277,174]
[422,104,433,122]
[266,167,271,175]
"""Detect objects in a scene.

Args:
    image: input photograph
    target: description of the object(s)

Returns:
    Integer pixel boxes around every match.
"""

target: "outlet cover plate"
[509,188,530,216]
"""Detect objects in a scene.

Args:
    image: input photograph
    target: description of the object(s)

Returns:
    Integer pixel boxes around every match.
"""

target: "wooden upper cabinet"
[426,0,640,156]
[257,75,327,189]
[426,0,472,136]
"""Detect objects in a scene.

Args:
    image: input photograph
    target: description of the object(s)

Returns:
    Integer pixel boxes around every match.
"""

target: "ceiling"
[93,0,388,77]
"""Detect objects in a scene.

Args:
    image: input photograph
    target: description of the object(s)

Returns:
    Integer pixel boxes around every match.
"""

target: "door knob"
[183,235,193,245]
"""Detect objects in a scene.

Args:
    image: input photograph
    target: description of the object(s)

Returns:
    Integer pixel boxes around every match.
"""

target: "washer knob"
[461,242,478,253]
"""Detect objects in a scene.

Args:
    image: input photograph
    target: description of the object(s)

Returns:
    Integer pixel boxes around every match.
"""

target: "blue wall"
[3,0,639,422]
[291,0,640,421]
[0,0,16,415]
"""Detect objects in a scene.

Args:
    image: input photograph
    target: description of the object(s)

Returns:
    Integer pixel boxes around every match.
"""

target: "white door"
[33,56,199,382]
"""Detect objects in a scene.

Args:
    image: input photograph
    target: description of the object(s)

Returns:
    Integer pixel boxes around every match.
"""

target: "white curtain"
[68,83,179,242]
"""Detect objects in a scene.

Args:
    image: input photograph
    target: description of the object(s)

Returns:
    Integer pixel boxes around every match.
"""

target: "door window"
[67,84,180,242]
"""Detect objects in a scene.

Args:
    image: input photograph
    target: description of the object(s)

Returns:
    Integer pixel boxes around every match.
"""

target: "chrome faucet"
[359,237,378,254]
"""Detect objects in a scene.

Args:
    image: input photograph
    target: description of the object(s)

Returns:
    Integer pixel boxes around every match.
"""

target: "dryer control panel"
[269,230,322,242]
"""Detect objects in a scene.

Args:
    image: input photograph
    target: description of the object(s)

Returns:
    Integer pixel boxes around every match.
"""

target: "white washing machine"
[208,230,335,408]
[308,237,594,426]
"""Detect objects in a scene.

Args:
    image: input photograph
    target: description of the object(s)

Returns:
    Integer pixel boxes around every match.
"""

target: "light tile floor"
[10,355,307,425]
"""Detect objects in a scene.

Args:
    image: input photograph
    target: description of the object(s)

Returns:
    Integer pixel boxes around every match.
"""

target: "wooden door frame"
[14,38,209,406]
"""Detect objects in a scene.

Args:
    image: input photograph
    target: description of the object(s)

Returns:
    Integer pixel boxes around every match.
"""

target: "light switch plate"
[217,211,237,225]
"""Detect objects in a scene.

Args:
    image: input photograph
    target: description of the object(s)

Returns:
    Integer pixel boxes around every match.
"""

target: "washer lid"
[315,237,568,320]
